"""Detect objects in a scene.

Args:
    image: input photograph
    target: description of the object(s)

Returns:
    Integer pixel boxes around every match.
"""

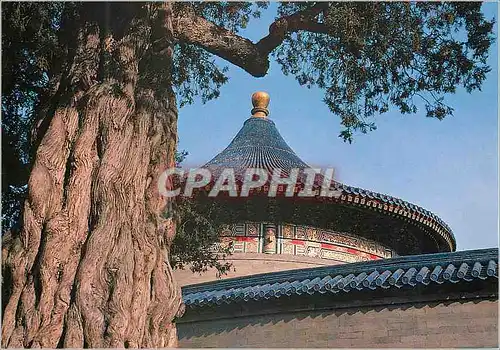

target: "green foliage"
[175,150,189,166]
[171,2,268,107]
[171,149,234,276]
[2,2,64,231]
[275,2,495,142]
[171,198,233,276]
[172,43,229,107]
[177,2,269,32]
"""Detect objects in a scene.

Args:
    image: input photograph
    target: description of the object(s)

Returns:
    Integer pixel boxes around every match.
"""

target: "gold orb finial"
[251,91,270,118]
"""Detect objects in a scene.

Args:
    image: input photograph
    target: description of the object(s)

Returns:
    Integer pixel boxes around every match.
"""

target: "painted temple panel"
[216,222,395,263]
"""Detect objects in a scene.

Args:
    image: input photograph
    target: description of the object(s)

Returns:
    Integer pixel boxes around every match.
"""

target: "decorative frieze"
[282,241,294,255]
[234,223,245,236]
[218,222,395,263]
[245,239,259,253]
[306,246,321,258]
[246,223,259,236]
[280,224,393,258]
[296,226,306,239]
[321,250,368,263]
[282,225,294,239]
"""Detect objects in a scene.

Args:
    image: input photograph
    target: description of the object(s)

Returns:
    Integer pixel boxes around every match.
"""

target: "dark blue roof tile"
[443,264,456,280]
[182,249,497,308]
[472,262,482,278]
[352,272,368,289]
[376,270,391,287]
[415,266,429,283]
[363,270,379,288]
[487,260,497,276]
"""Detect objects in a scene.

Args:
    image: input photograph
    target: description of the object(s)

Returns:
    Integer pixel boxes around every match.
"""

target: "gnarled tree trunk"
[2,3,184,347]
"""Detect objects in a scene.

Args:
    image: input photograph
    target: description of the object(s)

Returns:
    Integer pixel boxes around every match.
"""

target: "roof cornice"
[181,248,498,308]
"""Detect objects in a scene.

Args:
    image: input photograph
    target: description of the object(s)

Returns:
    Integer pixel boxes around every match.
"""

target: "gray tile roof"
[182,248,498,308]
[200,116,455,252]
[203,117,309,177]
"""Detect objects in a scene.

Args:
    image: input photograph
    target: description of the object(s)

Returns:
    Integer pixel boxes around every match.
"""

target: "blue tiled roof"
[182,248,498,308]
[200,116,455,252]
[204,117,309,177]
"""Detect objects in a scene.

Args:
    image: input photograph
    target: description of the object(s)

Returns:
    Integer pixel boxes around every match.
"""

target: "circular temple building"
[175,92,498,349]
[173,92,456,287]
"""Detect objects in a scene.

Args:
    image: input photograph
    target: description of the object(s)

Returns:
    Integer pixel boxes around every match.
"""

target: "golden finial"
[251,91,270,118]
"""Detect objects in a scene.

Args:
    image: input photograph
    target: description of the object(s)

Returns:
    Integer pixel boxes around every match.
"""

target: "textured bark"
[2,3,183,348]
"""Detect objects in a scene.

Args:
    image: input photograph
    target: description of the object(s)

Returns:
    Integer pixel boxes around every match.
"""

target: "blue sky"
[177,3,498,251]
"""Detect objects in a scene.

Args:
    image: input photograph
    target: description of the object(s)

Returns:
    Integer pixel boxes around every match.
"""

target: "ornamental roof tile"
[182,248,498,308]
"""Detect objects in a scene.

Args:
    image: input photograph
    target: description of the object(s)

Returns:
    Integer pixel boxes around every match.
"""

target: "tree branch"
[256,3,328,55]
[173,9,269,77]
[173,3,328,78]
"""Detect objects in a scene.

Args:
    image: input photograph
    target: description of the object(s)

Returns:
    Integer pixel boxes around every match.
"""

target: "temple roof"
[203,91,308,177]
[182,248,498,308]
[197,92,456,254]
[204,117,309,177]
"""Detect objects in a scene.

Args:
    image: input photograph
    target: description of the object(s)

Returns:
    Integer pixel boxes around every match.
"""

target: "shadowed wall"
[178,299,498,348]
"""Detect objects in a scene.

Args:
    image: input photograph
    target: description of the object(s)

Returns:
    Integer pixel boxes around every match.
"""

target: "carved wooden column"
[263,223,277,254]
